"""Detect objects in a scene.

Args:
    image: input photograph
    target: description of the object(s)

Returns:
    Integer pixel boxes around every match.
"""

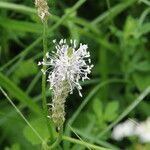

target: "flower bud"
[35,0,50,21]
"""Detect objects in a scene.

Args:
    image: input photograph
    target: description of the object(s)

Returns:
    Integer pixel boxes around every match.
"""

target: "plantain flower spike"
[35,0,50,21]
[38,39,93,130]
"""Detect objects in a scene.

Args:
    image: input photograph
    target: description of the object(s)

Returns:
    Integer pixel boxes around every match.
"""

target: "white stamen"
[39,39,93,97]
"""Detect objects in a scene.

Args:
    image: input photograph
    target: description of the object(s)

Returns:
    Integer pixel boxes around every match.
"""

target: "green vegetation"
[0,0,150,149]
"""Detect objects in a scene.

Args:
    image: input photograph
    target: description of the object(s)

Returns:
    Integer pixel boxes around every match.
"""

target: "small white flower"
[135,117,150,143]
[112,120,136,140]
[39,39,93,97]
[112,118,150,143]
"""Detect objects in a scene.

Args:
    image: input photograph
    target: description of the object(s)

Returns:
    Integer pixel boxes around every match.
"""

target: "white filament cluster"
[38,39,93,97]
[135,117,150,143]
[112,120,136,141]
[112,118,150,143]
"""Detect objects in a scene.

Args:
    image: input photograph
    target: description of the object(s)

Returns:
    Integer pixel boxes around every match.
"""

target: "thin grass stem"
[26,72,41,94]
[62,136,111,150]
[68,124,91,150]
[0,37,42,72]
[71,127,120,150]
[0,86,44,143]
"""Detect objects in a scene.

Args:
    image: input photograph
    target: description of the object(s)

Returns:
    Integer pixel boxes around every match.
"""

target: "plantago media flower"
[38,39,93,129]
[34,0,50,21]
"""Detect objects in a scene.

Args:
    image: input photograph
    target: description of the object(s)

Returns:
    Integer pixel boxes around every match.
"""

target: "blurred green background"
[0,0,150,149]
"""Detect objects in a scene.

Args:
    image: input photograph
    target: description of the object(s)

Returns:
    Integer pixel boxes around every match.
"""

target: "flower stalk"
[42,20,54,142]
[34,0,54,143]
[39,39,93,130]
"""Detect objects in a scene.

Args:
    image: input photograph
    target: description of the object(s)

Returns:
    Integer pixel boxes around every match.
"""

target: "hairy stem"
[42,20,54,142]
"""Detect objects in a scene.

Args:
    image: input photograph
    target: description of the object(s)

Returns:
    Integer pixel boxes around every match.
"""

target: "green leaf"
[134,61,150,72]
[133,72,150,91]
[0,17,42,33]
[104,101,119,122]
[23,118,49,145]
[123,16,138,39]
[93,98,103,123]
[139,23,150,36]
[73,112,91,130]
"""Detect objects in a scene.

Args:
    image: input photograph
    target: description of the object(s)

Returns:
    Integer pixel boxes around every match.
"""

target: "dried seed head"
[35,0,50,21]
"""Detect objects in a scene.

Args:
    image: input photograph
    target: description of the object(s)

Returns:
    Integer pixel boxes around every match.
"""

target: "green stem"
[92,0,137,25]
[62,136,110,150]
[42,128,63,150]
[26,72,41,94]
[71,127,120,150]
[49,128,63,150]
[42,20,54,142]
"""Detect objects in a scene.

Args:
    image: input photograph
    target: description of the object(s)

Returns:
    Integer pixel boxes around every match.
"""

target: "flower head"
[39,39,93,97]
[39,39,93,129]
[35,0,50,21]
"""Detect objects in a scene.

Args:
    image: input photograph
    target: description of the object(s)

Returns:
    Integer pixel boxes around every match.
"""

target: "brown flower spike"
[35,0,50,21]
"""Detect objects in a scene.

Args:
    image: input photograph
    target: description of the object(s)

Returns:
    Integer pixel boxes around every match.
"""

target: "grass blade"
[0,72,41,114]
[92,0,137,25]
[0,37,42,72]
[0,1,36,14]
[0,17,42,33]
